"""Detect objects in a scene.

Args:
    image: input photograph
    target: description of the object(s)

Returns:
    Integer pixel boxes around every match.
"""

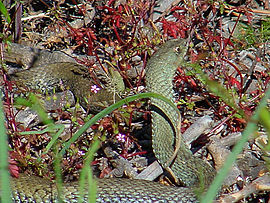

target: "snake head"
[147,39,188,71]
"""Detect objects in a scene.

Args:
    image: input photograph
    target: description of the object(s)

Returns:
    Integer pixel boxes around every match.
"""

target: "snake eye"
[174,46,181,53]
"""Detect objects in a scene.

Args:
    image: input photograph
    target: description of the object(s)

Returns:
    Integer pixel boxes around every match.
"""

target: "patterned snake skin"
[2,39,216,202]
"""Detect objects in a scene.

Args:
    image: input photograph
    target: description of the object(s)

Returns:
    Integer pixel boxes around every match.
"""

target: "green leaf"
[0,1,11,23]
[0,91,12,203]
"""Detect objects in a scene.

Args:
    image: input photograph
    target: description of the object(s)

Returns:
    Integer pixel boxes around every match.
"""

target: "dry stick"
[223,4,270,17]
[14,2,22,42]
[249,8,270,15]
[242,46,263,93]
[22,13,49,21]
[219,174,270,203]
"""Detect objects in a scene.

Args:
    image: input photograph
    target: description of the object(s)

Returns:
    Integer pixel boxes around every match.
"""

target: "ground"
[0,0,270,202]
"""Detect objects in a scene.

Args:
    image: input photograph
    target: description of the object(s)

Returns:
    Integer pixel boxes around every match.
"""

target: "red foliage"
[228,76,241,90]
[159,6,189,38]
[68,26,97,55]
[8,159,19,178]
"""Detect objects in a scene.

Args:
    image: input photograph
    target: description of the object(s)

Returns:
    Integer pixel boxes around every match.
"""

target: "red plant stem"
[71,0,84,15]
[221,57,243,95]
[113,24,124,44]
[1,75,17,132]
[218,12,241,58]
[0,43,17,132]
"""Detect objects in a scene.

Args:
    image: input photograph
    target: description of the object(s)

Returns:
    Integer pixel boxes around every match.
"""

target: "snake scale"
[2,39,216,202]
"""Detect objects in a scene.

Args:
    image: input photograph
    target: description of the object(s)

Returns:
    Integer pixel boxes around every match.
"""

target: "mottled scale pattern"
[145,39,216,187]
[11,62,93,99]
[9,174,198,202]
[10,62,121,112]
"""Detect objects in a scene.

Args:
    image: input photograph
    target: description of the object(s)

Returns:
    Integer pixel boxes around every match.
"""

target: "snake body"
[10,174,198,202]
[145,39,215,188]
[2,39,215,202]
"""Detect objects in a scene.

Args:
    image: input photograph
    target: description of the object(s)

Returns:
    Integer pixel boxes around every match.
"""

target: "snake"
[1,39,216,202]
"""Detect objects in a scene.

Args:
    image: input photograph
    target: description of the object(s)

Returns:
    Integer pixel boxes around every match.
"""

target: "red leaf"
[8,159,19,178]
[229,76,241,89]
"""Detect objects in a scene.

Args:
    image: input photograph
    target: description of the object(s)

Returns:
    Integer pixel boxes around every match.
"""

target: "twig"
[218,174,270,203]
[21,13,50,21]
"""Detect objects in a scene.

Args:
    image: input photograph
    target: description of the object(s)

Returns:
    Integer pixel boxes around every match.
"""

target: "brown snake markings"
[2,39,216,202]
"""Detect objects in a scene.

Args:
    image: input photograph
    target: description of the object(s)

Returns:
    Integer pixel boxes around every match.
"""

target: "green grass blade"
[78,138,101,203]
[0,1,11,23]
[0,91,12,203]
[201,87,270,203]
[187,63,245,117]
[14,94,63,201]
[259,107,270,136]
[15,94,53,125]
[53,147,63,203]
[60,92,178,156]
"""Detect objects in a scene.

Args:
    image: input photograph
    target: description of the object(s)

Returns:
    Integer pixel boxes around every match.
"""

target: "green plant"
[0,1,11,23]
[237,17,270,47]
[1,91,179,202]
[0,91,12,203]
[202,87,270,202]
